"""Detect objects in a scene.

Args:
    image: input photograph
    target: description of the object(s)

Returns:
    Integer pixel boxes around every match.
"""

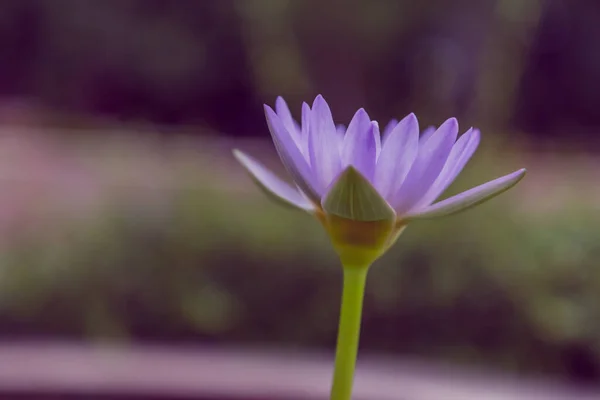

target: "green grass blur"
[0,130,597,382]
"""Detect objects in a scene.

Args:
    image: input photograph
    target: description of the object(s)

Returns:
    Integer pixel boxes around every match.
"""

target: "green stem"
[330,265,369,400]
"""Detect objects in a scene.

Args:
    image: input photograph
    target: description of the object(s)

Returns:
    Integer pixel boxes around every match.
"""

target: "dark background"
[0,0,599,145]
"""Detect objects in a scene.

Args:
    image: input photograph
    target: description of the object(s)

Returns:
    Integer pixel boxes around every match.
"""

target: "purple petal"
[374,113,419,200]
[233,149,314,211]
[264,105,322,201]
[404,168,526,220]
[308,95,342,188]
[373,120,382,158]
[300,102,311,159]
[275,97,301,138]
[336,124,346,151]
[381,119,399,145]
[341,109,377,180]
[420,126,436,144]
[413,128,481,209]
[391,118,458,213]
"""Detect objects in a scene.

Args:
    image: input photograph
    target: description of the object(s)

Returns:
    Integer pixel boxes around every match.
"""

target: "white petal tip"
[232,148,253,167]
[232,148,242,159]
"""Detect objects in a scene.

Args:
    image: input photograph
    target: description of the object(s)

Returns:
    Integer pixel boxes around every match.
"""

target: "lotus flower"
[234,95,525,264]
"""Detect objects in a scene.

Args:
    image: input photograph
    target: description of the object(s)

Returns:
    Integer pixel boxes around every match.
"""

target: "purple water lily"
[234,94,526,400]
[234,95,525,226]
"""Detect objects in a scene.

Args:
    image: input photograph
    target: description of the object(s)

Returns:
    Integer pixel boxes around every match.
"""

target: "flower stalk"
[330,264,369,400]
[232,94,527,400]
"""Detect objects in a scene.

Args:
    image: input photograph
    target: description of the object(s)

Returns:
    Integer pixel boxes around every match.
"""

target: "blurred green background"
[0,0,599,387]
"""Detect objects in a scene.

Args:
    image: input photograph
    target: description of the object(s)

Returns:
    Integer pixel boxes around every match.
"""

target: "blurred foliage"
[0,0,599,145]
[0,137,597,384]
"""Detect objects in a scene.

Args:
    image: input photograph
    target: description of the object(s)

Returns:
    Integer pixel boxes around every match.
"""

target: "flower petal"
[413,128,480,209]
[308,95,342,188]
[336,124,346,151]
[300,102,311,159]
[374,113,419,201]
[233,149,315,211]
[275,97,301,140]
[419,126,436,144]
[404,168,526,220]
[341,109,377,180]
[381,118,398,145]
[264,105,322,202]
[373,120,382,158]
[322,166,395,222]
[391,118,458,213]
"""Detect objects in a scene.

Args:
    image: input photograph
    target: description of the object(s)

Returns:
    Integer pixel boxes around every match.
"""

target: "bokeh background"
[0,0,599,397]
